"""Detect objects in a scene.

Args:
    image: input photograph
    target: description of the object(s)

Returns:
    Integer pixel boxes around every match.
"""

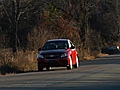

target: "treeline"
[0,0,120,74]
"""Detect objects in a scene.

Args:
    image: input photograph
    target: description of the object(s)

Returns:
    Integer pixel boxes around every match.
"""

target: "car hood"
[39,49,67,55]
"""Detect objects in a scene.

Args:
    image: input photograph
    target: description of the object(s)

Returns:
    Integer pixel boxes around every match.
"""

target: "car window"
[68,40,75,48]
[42,41,68,50]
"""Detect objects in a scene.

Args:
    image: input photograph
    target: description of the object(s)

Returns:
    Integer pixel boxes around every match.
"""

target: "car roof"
[47,39,69,42]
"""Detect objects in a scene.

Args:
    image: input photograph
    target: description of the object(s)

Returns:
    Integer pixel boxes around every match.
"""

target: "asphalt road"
[0,53,120,90]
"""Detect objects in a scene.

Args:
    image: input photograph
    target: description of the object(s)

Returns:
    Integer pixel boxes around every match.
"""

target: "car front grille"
[44,54,60,59]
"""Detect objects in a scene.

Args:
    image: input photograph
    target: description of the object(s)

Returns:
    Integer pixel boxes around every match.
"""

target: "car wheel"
[67,56,73,70]
[46,67,51,70]
[38,63,43,71]
[74,56,79,68]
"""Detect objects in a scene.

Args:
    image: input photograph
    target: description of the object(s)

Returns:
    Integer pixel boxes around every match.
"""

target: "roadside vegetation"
[0,0,120,75]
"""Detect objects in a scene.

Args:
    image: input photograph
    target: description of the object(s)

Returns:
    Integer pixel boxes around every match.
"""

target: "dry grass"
[97,53,109,57]
[0,49,38,75]
[84,53,109,60]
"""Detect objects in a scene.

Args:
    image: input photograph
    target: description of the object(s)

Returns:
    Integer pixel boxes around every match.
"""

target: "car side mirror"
[38,48,41,51]
[71,46,75,49]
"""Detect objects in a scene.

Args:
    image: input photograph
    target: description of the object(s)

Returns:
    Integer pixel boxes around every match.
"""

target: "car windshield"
[42,41,69,50]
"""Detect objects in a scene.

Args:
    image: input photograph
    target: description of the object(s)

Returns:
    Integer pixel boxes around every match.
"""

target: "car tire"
[38,63,43,71]
[46,67,51,70]
[67,56,73,70]
[74,56,79,68]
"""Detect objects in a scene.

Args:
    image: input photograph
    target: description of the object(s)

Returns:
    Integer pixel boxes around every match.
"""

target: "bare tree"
[0,0,47,53]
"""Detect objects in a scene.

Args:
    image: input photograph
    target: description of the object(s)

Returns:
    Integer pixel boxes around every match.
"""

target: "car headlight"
[61,52,68,58]
[37,54,44,59]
